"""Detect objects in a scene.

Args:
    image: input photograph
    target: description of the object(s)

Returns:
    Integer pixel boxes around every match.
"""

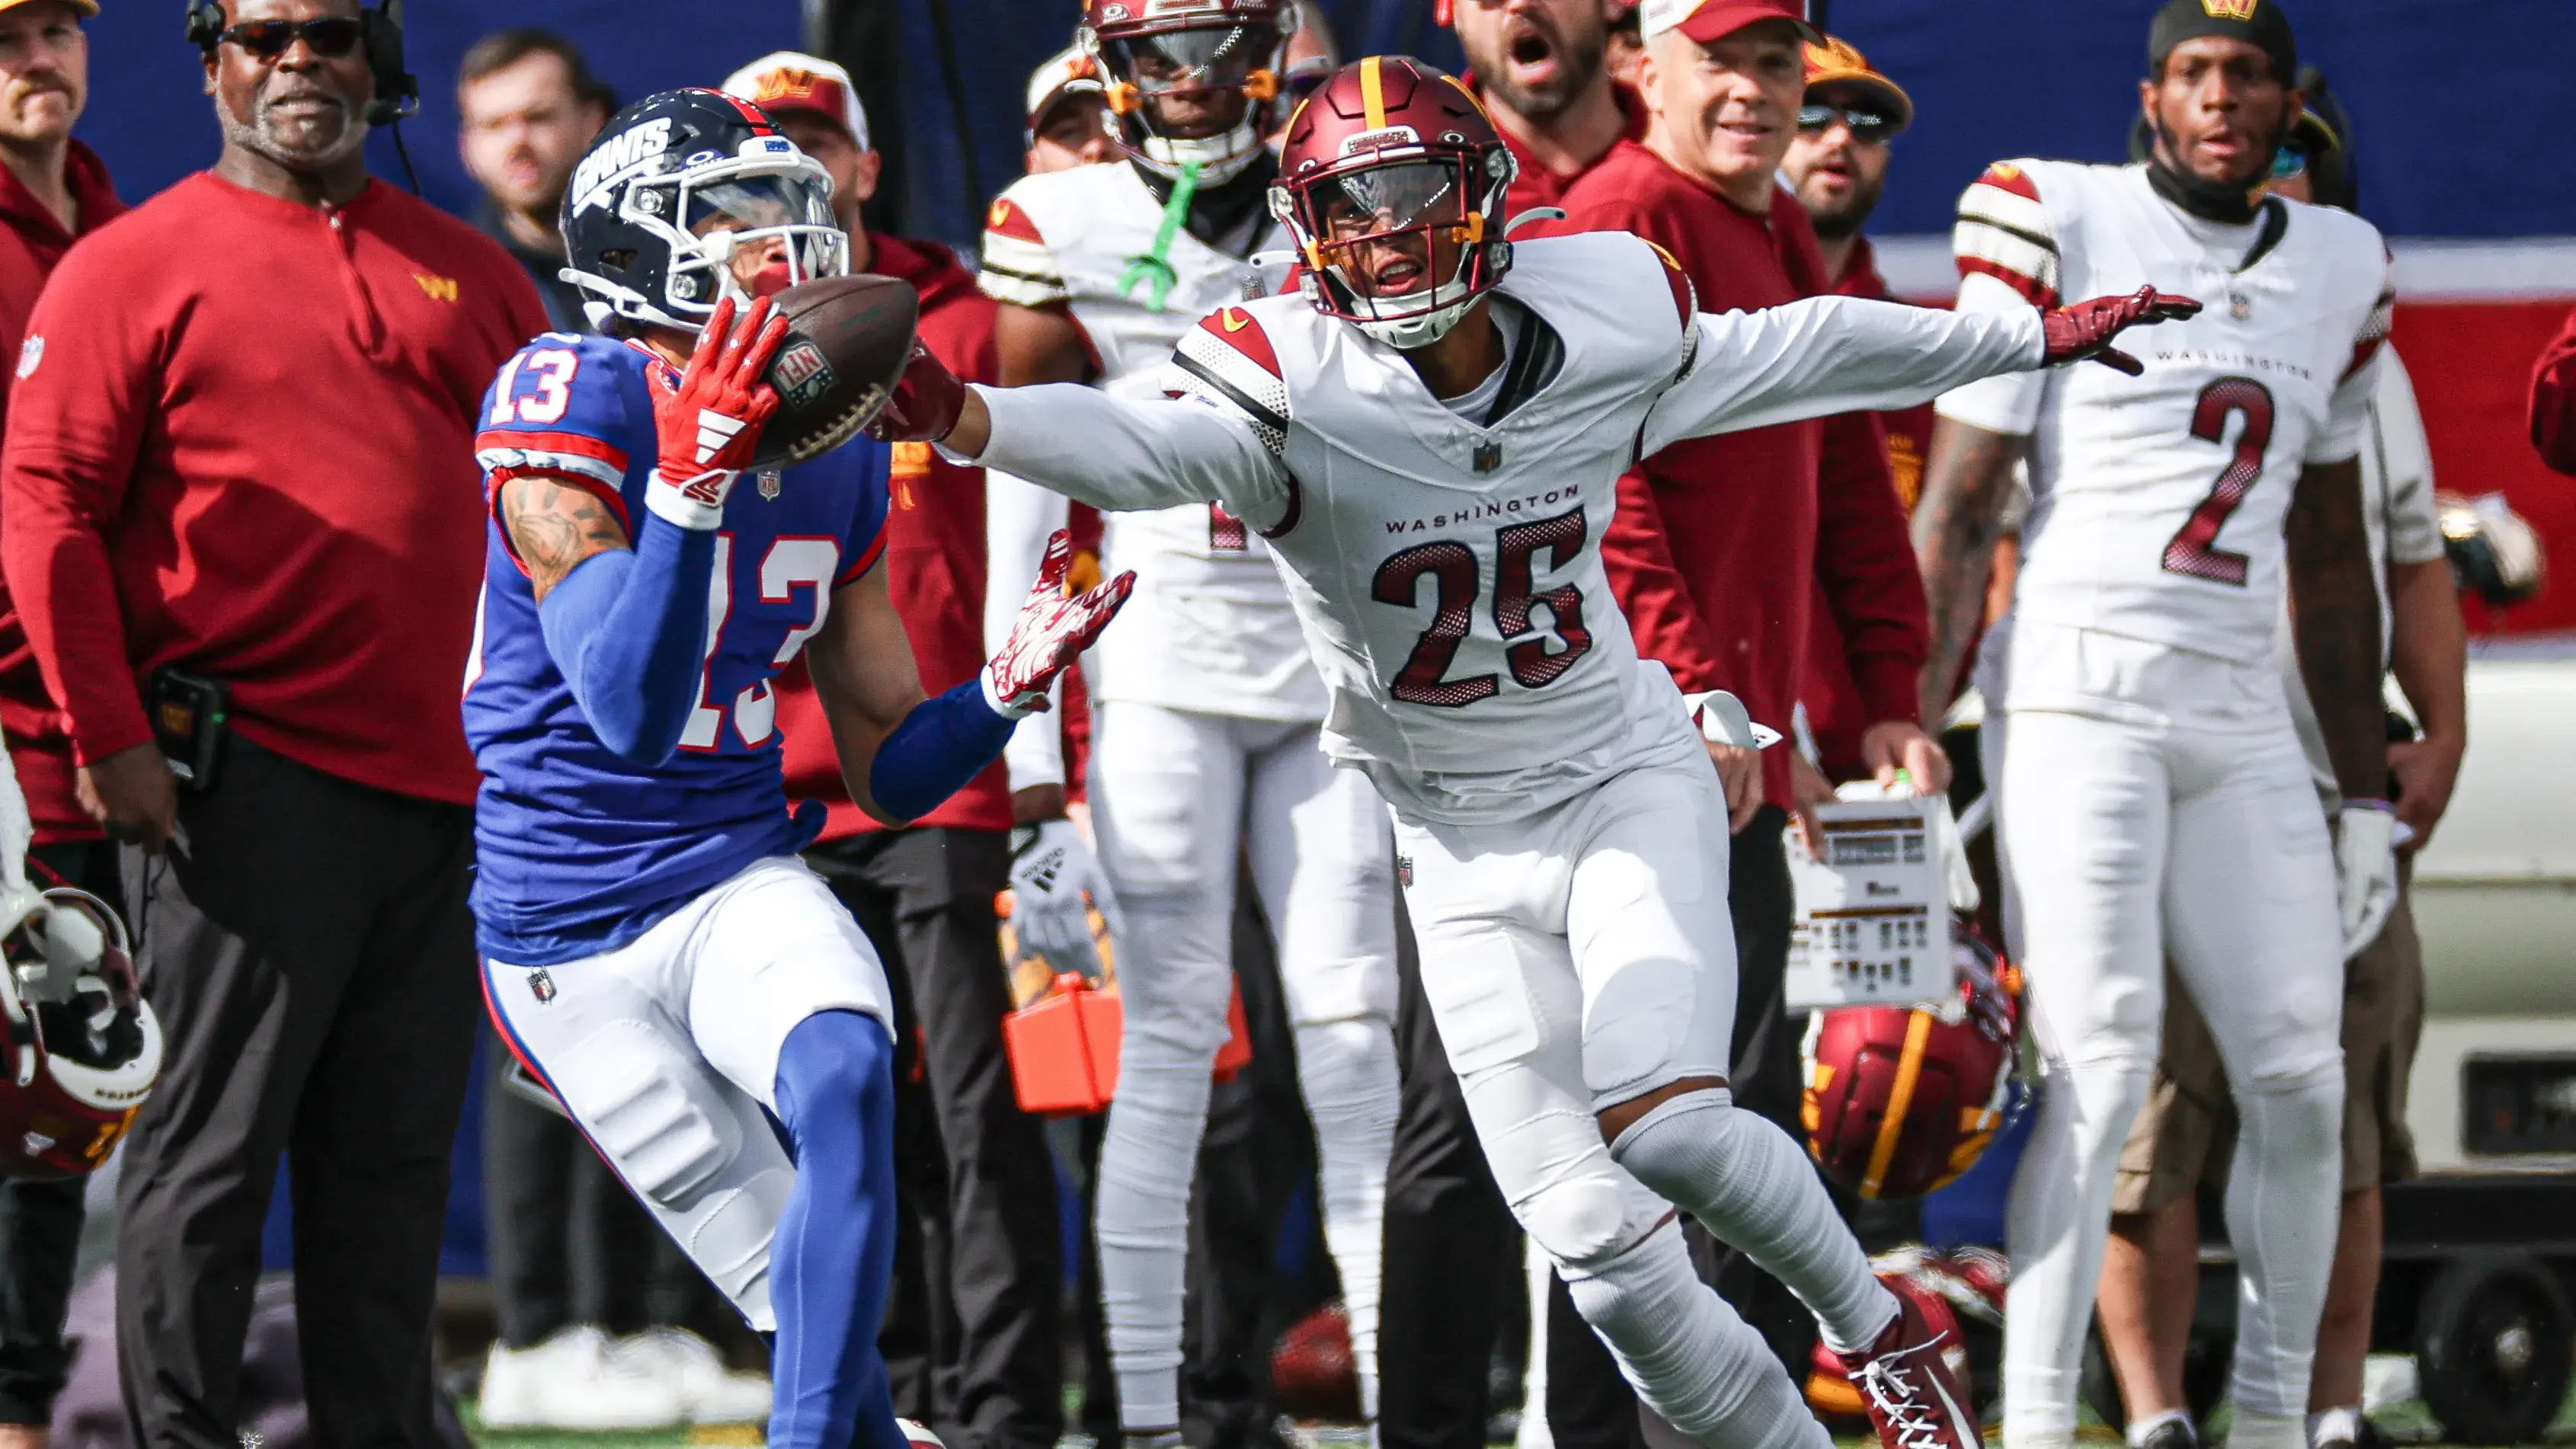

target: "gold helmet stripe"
[1360,55,1387,130]
[1860,1009,1936,1198]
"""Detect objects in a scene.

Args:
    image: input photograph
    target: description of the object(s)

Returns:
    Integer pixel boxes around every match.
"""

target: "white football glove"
[2334,801,2401,959]
[1007,819,1122,980]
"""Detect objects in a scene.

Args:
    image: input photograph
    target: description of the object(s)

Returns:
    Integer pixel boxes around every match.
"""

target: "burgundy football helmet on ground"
[1080,0,1294,183]
[1802,929,2022,1201]
[1270,56,1515,348]
[0,887,160,1179]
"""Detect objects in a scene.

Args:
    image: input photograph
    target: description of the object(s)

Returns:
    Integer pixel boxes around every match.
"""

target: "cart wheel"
[2081,1319,2232,1432]
[2415,1254,2574,1444]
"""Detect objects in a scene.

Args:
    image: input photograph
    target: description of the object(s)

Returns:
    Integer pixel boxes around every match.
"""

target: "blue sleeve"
[866,679,1018,822]
[538,518,718,766]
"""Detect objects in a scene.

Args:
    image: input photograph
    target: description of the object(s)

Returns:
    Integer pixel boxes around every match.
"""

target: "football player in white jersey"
[875,57,2194,1449]
[1909,5,2397,1449]
[974,2,1404,1440]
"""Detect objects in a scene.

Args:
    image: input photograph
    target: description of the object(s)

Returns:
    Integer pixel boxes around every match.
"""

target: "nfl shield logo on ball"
[530,969,557,1005]
[775,339,839,410]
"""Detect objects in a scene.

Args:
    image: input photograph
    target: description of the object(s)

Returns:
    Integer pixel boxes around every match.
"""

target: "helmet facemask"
[568,140,849,334]
[1087,15,1288,184]
[2,888,151,1089]
[1278,149,1512,349]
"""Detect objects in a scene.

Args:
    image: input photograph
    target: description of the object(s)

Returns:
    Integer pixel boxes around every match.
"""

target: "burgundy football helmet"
[1270,56,1515,348]
[0,887,160,1179]
[1802,929,2022,1201]
[1080,0,1294,184]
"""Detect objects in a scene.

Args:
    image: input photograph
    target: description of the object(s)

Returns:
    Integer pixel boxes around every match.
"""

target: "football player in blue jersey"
[462,91,1131,1449]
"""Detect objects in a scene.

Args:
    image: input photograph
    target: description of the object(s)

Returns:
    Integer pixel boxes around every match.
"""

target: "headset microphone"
[183,0,421,190]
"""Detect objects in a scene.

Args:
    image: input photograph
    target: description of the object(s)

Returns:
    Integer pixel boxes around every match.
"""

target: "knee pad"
[558,1019,742,1211]
[1515,1158,1667,1271]
[684,1166,795,1330]
[2235,1049,2343,1102]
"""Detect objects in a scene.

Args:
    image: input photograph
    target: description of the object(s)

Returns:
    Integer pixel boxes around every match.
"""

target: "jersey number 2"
[1371,507,1593,708]
[2160,376,2275,588]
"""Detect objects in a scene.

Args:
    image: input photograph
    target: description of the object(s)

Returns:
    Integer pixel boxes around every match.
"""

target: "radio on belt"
[1784,793,1957,1009]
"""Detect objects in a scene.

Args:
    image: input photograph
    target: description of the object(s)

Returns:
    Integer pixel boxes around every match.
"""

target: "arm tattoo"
[1911,420,2028,725]
[502,475,632,603]
[2285,458,2386,801]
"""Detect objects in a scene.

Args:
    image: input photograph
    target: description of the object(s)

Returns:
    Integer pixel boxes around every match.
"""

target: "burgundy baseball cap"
[1637,0,1820,46]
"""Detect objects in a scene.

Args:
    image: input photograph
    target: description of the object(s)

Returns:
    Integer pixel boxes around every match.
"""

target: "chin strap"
[1118,160,1202,312]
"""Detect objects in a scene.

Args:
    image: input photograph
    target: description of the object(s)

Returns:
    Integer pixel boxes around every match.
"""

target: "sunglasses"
[1797,102,1895,144]
[217,18,364,59]
[2270,144,2309,181]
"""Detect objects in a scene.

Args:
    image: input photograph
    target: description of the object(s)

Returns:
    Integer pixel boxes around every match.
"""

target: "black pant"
[808,828,1064,1449]
[1378,889,1520,1449]
[481,1027,703,1345]
[1544,807,1825,1447]
[0,840,120,1425]
[114,735,480,1449]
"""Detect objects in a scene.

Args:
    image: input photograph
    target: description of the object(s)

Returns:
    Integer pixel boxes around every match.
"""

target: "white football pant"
[1088,702,1400,1430]
[484,856,895,1332]
[1395,751,1895,1449]
[1987,626,2345,1449]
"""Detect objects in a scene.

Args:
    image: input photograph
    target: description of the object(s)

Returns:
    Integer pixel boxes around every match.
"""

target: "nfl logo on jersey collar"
[758,469,784,500]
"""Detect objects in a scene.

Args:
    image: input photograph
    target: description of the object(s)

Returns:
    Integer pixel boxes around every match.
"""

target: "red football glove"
[984,529,1135,718]
[865,340,969,443]
[645,295,790,529]
[2041,285,2203,376]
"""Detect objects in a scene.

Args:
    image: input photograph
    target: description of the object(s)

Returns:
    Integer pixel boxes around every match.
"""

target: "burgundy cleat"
[1838,1278,1982,1449]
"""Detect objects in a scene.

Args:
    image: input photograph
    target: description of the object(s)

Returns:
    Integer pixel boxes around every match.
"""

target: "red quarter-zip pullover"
[1804,235,1945,779]
[1,172,546,805]
[1560,143,1928,808]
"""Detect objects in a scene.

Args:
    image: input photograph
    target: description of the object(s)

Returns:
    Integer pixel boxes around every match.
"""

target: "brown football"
[750,274,919,469]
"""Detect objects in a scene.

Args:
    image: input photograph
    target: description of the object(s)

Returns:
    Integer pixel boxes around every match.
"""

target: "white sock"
[2127,1410,2194,1448]
[1560,1223,1832,1449]
[1094,1013,1219,1430]
[2225,1410,2307,1449]
[2308,1406,2363,1447]
[1609,1089,1896,1355]
[2002,1053,2154,1449]
[1292,1016,1398,1421]
[2222,1057,2344,1420]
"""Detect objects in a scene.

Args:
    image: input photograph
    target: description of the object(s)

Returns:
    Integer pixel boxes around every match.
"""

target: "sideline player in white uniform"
[872,57,2195,1449]
[1909,5,2398,1448]
[976,2,1403,1437]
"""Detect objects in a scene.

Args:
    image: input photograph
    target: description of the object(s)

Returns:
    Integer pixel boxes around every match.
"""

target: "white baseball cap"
[1024,46,1102,128]
[1637,0,1819,45]
[722,51,872,152]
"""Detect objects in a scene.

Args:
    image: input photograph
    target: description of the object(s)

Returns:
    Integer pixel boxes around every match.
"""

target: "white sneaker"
[478,1324,689,1431]
[900,1418,947,1449]
[613,1326,775,1425]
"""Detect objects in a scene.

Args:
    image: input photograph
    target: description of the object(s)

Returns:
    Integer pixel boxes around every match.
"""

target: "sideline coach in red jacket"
[731,56,1066,1449]
[0,1,544,1442]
